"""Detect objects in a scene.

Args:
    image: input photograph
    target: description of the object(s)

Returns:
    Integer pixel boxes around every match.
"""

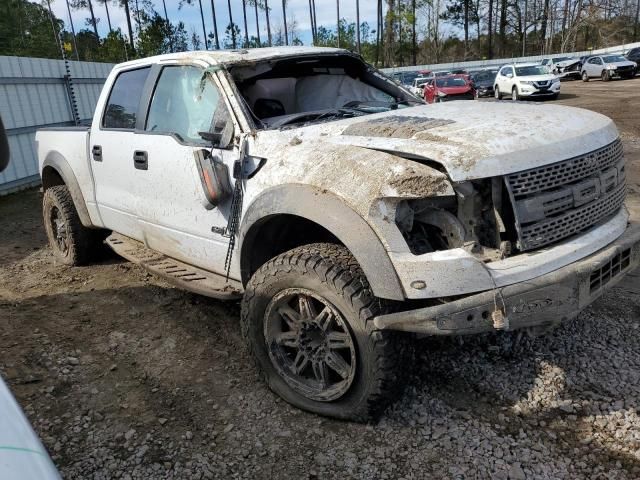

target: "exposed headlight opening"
[395,179,515,262]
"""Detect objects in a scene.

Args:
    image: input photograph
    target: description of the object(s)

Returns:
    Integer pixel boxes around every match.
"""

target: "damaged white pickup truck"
[36,47,640,421]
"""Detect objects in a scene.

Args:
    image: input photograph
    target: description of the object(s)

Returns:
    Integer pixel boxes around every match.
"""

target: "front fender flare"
[41,151,93,227]
[239,184,405,301]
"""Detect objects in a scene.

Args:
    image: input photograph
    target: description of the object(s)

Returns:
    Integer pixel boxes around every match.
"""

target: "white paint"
[0,379,60,479]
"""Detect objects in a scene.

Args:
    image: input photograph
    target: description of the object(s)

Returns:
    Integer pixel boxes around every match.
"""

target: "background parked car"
[494,63,561,100]
[470,69,498,97]
[423,74,475,103]
[626,48,640,72]
[541,56,573,74]
[581,54,637,81]
[410,76,431,97]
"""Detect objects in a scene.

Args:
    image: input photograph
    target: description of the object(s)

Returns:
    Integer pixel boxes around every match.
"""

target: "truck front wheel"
[241,243,411,422]
[43,185,102,265]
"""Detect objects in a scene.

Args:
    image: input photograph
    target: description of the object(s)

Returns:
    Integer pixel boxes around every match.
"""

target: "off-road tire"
[43,185,101,266]
[241,243,412,422]
[582,71,589,82]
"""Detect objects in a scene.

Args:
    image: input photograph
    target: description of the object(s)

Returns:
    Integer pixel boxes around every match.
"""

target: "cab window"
[145,65,233,147]
[102,67,150,129]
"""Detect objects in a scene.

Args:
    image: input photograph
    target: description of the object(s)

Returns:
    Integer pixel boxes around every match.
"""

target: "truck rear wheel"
[241,243,411,422]
[43,185,101,266]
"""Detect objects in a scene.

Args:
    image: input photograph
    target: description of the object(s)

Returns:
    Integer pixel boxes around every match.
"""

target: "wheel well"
[241,214,342,285]
[41,166,65,190]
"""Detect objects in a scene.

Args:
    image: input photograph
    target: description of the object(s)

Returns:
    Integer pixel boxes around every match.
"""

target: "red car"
[423,74,476,103]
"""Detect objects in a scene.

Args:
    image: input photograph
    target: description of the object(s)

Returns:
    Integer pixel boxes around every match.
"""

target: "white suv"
[494,63,561,101]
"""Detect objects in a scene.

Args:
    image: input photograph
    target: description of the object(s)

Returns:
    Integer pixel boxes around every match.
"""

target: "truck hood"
[267,102,618,182]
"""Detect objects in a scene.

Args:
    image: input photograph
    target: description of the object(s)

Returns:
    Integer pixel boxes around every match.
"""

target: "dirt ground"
[2,77,640,479]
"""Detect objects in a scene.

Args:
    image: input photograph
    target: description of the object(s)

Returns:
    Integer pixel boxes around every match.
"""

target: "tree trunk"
[464,0,469,59]
[134,0,141,36]
[211,0,220,49]
[412,0,416,65]
[375,0,381,66]
[356,0,361,53]
[499,0,507,57]
[282,0,288,45]
[161,0,173,52]
[384,0,395,67]
[336,0,340,47]
[634,0,640,41]
[86,0,99,39]
[254,0,261,45]
[540,0,550,54]
[488,0,493,58]
[308,0,315,43]
[104,0,113,33]
[198,0,209,49]
[64,0,80,59]
[227,0,236,48]
[522,0,527,56]
[122,0,135,48]
[242,0,249,47]
[265,0,272,46]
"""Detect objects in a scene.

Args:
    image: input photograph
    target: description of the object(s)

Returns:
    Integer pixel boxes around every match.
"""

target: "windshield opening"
[515,65,548,76]
[230,54,422,129]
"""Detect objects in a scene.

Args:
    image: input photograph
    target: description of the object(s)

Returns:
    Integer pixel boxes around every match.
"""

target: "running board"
[105,233,242,300]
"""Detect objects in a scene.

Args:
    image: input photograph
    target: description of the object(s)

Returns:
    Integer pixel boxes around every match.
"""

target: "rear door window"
[102,67,150,129]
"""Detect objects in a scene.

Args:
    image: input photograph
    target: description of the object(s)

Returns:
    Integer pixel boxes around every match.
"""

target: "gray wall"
[0,56,113,195]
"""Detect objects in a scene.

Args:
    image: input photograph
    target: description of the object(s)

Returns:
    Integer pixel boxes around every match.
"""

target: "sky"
[49,0,384,47]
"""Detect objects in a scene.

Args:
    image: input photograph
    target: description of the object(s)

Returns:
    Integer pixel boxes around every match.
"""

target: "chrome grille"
[507,139,623,196]
[505,139,626,251]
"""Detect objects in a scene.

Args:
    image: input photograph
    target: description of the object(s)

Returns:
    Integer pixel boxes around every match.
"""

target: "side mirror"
[506,73,513,78]
[0,116,8,173]
[194,149,232,208]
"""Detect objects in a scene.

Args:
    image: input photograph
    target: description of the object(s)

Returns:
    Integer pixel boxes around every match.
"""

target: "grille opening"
[589,248,632,293]
[508,139,623,197]
[507,139,626,251]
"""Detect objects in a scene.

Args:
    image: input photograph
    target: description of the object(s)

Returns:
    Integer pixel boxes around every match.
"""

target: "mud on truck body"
[36,47,640,421]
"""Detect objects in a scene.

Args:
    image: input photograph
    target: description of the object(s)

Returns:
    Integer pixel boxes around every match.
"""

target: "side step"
[106,233,242,300]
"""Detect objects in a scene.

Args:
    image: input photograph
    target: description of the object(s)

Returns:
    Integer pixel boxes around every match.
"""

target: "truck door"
[131,63,238,276]
[90,66,151,240]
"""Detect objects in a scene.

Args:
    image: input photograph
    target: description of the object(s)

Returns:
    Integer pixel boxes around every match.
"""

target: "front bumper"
[374,221,640,335]
[520,83,561,96]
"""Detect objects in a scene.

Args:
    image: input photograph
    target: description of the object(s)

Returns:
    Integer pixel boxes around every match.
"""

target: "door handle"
[92,145,102,162]
[133,150,148,170]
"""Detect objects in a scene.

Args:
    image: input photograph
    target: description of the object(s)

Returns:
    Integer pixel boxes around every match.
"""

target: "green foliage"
[0,0,63,59]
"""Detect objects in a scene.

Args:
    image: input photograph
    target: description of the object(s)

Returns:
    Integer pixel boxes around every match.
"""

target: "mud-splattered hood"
[256,102,619,182]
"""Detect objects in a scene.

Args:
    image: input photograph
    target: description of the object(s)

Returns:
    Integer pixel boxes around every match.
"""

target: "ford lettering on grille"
[505,139,626,251]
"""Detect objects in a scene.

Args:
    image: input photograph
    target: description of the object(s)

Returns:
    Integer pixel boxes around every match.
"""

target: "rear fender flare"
[41,151,93,227]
